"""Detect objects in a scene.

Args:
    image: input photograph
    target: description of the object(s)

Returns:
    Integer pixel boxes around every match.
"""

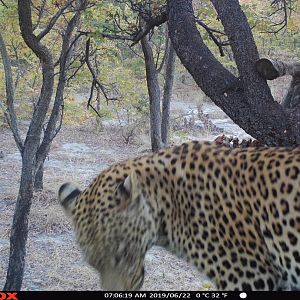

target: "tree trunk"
[3,156,34,290]
[282,77,300,109]
[0,32,24,153]
[35,4,83,170]
[161,41,176,145]
[141,34,162,151]
[4,0,55,290]
[3,0,85,290]
[34,163,44,191]
[167,0,300,146]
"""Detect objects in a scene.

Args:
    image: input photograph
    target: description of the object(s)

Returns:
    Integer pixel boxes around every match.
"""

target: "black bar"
[1,291,300,300]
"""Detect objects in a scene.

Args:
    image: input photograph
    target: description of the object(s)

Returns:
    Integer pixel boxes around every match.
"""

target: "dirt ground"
[0,115,216,291]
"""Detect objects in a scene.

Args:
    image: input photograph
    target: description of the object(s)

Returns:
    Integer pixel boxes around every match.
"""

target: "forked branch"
[85,38,119,115]
[37,0,76,40]
[0,33,24,153]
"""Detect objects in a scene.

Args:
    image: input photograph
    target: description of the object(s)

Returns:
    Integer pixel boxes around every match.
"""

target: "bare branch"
[0,0,7,8]
[67,58,85,83]
[85,38,120,104]
[157,32,169,73]
[0,32,24,153]
[195,18,229,57]
[87,79,95,109]
[267,0,293,34]
[37,0,86,167]
[88,101,105,118]
[33,0,47,31]
[37,0,76,40]
[131,6,168,46]
[101,32,134,41]
[113,11,135,36]
[77,3,167,48]
[128,44,144,59]
[18,0,55,150]
[55,31,85,67]
[9,41,22,89]
[78,30,135,41]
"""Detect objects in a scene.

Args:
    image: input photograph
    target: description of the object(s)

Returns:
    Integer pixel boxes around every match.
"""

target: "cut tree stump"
[256,58,300,109]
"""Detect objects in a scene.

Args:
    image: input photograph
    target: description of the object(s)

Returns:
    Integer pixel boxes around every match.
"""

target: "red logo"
[0,293,18,300]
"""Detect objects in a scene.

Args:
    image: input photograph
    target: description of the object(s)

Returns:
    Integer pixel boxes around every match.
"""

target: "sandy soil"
[0,117,215,291]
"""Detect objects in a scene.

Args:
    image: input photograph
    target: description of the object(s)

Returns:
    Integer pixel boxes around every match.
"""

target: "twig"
[85,38,120,106]
[37,0,76,40]
[131,7,168,46]
[266,0,293,34]
[10,41,22,88]
[33,0,47,31]
[0,0,8,8]
[78,30,135,41]
[195,18,229,57]
[88,102,105,118]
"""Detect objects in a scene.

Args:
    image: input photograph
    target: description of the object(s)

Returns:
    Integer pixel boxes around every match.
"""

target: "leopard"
[59,141,300,291]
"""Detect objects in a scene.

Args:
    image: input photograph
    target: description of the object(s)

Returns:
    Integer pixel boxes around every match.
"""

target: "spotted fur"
[59,141,300,291]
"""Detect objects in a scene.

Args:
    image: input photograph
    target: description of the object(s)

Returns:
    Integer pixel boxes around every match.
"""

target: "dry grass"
[29,192,71,235]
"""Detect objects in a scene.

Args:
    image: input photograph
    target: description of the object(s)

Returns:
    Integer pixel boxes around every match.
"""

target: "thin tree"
[1,0,86,290]
[161,38,176,145]
[91,1,173,151]
[141,33,162,151]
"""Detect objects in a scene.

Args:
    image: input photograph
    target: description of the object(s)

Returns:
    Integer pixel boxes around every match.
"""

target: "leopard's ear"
[59,182,81,214]
[118,171,142,212]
